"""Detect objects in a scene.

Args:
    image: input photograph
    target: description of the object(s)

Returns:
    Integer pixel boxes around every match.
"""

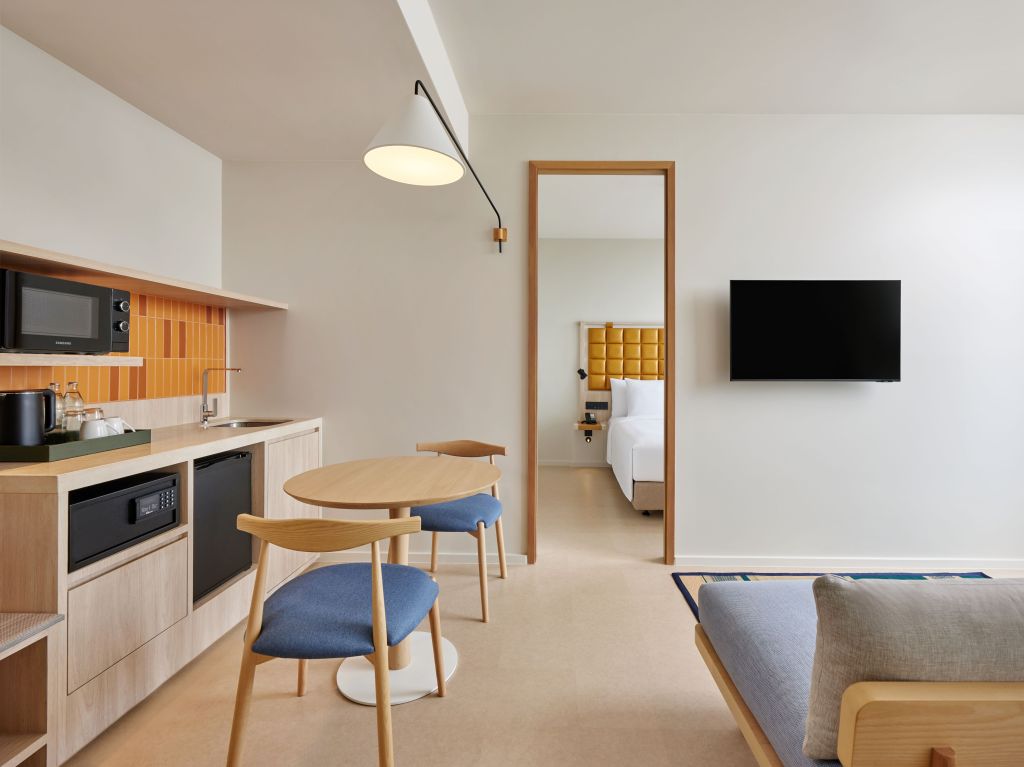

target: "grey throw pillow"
[803,575,1024,759]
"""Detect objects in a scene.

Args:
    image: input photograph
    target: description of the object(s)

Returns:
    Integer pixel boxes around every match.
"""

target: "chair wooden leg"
[226,650,258,767]
[296,659,308,697]
[476,521,489,623]
[428,597,446,697]
[495,518,508,579]
[430,532,439,573]
[372,644,393,767]
[370,540,394,767]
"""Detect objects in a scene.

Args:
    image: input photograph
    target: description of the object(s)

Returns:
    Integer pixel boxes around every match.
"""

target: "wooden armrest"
[837,681,1024,767]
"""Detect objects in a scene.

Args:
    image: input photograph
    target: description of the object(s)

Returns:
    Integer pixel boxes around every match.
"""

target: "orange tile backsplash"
[0,293,227,404]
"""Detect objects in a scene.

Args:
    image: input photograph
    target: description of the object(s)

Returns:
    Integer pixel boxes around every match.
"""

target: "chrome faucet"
[201,367,241,427]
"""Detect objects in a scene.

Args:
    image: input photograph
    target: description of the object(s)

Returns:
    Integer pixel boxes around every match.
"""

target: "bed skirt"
[632,481,664,511]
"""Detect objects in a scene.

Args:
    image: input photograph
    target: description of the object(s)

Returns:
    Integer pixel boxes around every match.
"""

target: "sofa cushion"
[699,580,840,767]
[804,576,1024,759]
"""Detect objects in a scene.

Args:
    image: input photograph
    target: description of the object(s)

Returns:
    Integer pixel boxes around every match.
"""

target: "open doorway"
[528,161,676,565]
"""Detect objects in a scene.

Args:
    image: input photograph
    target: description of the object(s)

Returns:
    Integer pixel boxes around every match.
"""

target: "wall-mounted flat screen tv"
[730,280,900,381]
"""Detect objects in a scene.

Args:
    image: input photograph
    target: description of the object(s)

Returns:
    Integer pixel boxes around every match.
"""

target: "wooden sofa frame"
[695,625,1024,767]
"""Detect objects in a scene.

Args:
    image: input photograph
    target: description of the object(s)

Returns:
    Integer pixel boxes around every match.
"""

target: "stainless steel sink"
[211,419,292,429]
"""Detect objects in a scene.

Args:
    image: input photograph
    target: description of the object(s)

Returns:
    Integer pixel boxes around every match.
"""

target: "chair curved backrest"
[238,514,421,552]
[416,440,507,459]
[416,440,506,498]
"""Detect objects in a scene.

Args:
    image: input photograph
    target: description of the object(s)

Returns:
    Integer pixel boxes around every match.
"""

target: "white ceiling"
[0,0,429,162]
[429,0,1024,114]
[539,175,663,240]
[4,0,1022,166]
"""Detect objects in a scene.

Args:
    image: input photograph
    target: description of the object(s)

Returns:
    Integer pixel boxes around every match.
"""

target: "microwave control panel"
[112,289,131,352]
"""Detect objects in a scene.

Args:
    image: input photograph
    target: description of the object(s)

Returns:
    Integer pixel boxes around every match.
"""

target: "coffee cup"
[104,416,129,435]
[80,419,116,439]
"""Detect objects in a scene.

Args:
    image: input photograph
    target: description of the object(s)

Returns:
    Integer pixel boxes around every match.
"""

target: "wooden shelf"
[0,615,63,660]
[0,615,58,767]
[576,422,604,431]
[0,732,46,767]
[0,354,142,367]
[0,239,287,311]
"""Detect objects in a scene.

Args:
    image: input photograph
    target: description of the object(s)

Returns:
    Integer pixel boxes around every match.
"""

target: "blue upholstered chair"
[411,440,508,623]
[226,514,445,767]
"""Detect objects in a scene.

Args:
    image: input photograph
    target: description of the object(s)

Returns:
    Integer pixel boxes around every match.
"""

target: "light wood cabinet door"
[67,538,188,692]
[264,431,322,589]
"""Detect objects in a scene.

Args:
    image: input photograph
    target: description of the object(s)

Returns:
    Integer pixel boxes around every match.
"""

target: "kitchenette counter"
[0,416,323,492]
[0,415,324,763]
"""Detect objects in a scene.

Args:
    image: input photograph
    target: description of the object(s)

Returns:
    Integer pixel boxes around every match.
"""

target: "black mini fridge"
[193,450,253,602]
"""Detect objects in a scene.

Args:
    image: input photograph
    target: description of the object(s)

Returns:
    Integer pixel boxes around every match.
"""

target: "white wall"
[478,113,1024,569]
[0,28,222,285]
[222,161,522,561]
[538,238,662,466]
[224,113,1024,570]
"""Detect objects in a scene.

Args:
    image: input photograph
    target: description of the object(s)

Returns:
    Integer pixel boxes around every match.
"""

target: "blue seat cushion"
[251,563,438,660]
[412,493,502,533]
[699,581,840,767]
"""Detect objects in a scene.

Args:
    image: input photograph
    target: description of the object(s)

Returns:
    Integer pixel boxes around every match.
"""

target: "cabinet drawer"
[67,538,188,692]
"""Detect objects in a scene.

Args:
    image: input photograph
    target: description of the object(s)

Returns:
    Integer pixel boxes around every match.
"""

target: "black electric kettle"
[0,389,58,446]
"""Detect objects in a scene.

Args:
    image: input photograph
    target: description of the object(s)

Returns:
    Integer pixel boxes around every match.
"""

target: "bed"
[580,324,665,511]
[606,415,664,511]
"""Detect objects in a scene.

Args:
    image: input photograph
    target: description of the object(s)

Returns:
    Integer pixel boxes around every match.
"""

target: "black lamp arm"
[415,79,504,253]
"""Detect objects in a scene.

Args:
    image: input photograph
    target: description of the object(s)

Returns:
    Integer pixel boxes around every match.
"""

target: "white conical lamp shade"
[364,94,465,186]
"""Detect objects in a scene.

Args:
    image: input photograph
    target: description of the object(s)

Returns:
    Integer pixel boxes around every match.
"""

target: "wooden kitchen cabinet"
[263,430,323,589]
[0,418,322,764]
[66,539,188,692]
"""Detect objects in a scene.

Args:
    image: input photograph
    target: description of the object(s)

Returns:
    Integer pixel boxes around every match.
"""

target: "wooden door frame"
[527,160,676,565]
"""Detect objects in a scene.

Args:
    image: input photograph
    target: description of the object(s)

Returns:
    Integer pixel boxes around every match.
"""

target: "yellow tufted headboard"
[587,323,665,391]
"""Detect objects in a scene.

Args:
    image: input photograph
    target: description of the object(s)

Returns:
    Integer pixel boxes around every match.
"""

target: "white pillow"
[609,378,628,417]
[624,379,664,418]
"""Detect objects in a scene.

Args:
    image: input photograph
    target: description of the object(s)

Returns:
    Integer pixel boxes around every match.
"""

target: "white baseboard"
[319,550,528,567]
[674,554,1024,572]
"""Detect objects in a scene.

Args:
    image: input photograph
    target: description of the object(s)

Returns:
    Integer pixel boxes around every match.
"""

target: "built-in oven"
[1,269,128,354]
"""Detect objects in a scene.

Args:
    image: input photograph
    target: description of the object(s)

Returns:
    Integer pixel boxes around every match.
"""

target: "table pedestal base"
[337,631,457,706]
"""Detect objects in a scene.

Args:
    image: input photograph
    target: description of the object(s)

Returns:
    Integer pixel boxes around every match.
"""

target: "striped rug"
[673,571,990,620]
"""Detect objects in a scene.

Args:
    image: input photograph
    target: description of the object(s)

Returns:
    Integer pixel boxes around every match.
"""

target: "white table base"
[336,631,458,706]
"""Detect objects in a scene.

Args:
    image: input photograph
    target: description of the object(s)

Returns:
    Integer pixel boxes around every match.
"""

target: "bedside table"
[576,421,604,442]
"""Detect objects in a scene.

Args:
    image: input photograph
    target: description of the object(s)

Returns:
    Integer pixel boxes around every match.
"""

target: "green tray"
[0,429,152,462]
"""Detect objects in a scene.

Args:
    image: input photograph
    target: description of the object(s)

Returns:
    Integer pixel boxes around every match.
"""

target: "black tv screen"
[730,280,900,381]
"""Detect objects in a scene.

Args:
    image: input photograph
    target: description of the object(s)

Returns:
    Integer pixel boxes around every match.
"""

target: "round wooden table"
[284,455,501,705]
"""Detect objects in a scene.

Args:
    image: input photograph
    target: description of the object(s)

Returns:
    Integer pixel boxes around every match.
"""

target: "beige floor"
[66,466,756,766]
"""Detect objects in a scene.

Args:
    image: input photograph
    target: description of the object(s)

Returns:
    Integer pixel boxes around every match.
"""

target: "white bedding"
[606,416,664,501]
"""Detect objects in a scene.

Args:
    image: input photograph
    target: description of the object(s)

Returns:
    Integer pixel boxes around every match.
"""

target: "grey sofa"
[699,580,838,767]
[695,577,1024,767]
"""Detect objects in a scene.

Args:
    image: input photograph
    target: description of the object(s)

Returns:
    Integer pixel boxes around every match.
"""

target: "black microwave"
[1,270,131,354]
